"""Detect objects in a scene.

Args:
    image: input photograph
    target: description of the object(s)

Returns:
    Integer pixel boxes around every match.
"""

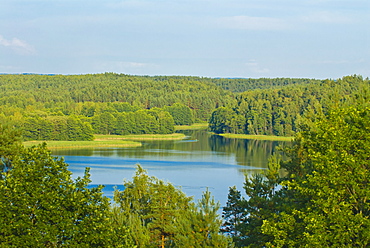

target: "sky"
[1,0,369,79]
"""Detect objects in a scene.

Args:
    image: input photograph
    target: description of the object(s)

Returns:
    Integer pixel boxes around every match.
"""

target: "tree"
[222,156,281,247]
[0,143,122,247]
[147,108,175,134]
[114,165,193,247]
[209,107,234,134]
[221,186,247,246]
[164,103,194,126]
[174,189,233,247]
[0,122,23,174]
[261,104,370,247]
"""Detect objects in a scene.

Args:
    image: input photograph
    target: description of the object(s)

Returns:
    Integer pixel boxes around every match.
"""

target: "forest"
[1,73,370,246]
[1,73,368,141]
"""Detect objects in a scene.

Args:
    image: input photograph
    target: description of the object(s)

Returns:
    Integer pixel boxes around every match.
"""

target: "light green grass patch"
[219,133,294,141]
[175,123,208,130]
[23,140,142,149]
[95,133,186,140]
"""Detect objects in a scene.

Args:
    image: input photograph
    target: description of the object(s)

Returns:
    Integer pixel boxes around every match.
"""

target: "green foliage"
[0,122,23,173]
[262,104,370,247]
[209,107,246,134]
[209,77,321,93]
[224,103,370,247]
[114,165,193,247]
[164,103,194,125]
[21,115,94,141]
[209,75,370,136]
[222,156,281,247]
[0,143,124,247]
[221,186,246,240]
[0,73,234,122]
[114,165,230,247]
[173,189,233,247]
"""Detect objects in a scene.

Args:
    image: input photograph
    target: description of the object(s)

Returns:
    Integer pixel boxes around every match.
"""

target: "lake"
[52,130,287,207]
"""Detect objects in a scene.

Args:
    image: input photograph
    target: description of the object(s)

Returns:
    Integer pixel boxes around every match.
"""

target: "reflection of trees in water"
[115,141,176,158]
[208,134,289,169]
[91,148,115,157]
[51,131,291,171]
[52,148,94,156]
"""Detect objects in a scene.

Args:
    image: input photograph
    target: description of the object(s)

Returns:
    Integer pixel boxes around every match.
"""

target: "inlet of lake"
[52,130,289,207]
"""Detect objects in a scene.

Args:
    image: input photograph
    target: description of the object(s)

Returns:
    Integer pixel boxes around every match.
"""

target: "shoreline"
[23,140,143,149]
[23,133,186,149]
[218,133,294,141]
[94,133,186,140]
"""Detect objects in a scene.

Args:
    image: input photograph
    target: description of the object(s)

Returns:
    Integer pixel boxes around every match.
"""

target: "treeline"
[151,75,320,93]
[22,115,94,141]
[2,73,369,141]
[1,101,193,140]
[0,73,234,122]
[208,77,321,93]
[209,75,370,136]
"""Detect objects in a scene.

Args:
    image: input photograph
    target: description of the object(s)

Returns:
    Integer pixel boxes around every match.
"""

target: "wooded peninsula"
[1,73,369,247]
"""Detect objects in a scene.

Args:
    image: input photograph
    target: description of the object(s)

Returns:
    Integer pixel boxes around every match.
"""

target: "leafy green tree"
[0,122,23,174]
[114,165,193,247]
[222,156,281,247]
[221,186,247,246]
[164,103,194,125]
[0,143,122,247]
[209,107,234,134]
[262,104,370,247]
[92,112,116,135]
[147,108,175,134]
[227,103,370,247]
[174,189,233,247]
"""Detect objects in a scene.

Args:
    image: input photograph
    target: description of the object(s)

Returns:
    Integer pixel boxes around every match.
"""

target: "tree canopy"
[0,143,124,247]
[222,102,370,247]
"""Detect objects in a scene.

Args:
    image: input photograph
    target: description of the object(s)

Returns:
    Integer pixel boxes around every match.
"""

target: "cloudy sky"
[1,0,369,79]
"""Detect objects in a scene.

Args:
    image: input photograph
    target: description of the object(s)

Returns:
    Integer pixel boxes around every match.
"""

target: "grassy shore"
[23,140,142,149]
[24,133,187,149]
[174,123,208,130]
[95,133,186,140]
[219,133,294,141]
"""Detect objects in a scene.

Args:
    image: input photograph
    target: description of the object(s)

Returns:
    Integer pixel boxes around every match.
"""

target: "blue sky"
[1,0,369,79]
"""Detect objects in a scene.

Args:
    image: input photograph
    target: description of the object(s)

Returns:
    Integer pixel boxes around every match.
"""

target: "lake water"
[52,130,287,206]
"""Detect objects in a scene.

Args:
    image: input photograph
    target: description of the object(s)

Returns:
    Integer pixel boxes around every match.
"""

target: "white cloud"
[0,35,36,55]
[217,15,290,31]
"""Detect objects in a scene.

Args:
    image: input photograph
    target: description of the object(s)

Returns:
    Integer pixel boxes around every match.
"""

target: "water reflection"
[52,130,290,205]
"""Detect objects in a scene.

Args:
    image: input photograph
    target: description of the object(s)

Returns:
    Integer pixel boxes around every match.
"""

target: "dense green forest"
[0,73,234,120]
[0,73,236,140]
[3,73,365,141]
[209,75,370,136]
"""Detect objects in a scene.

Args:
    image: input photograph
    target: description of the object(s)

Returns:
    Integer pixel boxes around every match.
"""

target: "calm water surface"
[52,131,288,206]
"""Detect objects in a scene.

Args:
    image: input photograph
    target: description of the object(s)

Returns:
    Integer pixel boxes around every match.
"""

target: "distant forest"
[0,73,369,140]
